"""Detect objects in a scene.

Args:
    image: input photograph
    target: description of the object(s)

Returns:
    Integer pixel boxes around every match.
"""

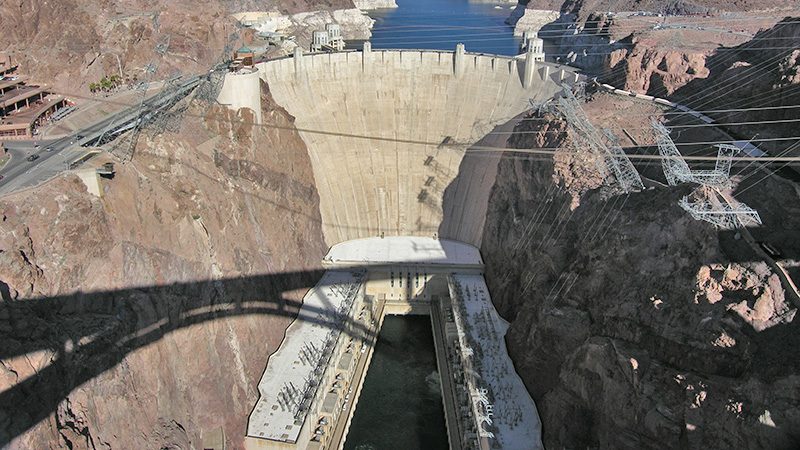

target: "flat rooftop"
[247,270,364,443]
[451,274,543,449]
[323,237,483,268]
[0,79,22,91]
[0,95,65,126]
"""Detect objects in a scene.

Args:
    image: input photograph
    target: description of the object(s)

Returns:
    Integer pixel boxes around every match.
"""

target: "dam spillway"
[254,47,577,246]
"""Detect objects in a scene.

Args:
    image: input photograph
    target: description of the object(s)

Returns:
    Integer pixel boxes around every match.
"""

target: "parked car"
[26,154,39,162]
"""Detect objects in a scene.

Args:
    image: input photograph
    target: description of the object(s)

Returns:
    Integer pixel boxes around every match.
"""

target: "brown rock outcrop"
[0,0,356,95]
[0,85,327,449]
[480,107,800,449]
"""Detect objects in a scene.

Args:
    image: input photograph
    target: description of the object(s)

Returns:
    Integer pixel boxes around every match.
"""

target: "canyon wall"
[479,107,800,448]
[0,0,357,94]
[670,18,800,154]
[259,50,570,247]
[0,84,328,449]
[532,3,799,105]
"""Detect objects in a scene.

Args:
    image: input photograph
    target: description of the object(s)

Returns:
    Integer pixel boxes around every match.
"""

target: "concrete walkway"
[328,299,386,450]
[430,300,463,450]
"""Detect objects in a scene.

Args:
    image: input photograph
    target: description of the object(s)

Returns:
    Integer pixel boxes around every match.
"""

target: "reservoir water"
[365,0,523,56]
[344,315,448,450]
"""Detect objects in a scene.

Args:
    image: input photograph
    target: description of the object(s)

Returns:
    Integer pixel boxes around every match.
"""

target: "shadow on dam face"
[257,49,576,247]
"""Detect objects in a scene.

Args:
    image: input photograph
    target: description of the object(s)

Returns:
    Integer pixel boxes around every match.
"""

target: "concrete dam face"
[255,47,573,246]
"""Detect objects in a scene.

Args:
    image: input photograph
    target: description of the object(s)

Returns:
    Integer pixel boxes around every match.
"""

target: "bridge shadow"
[0,267,381,447]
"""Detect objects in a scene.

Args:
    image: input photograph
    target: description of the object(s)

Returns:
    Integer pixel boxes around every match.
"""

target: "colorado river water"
[364,0,523,55]
[344,315,448,450]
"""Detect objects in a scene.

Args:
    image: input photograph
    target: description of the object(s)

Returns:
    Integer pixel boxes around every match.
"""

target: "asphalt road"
[0,137,78,195]
[0,76,201,196]
[0,116,112,196]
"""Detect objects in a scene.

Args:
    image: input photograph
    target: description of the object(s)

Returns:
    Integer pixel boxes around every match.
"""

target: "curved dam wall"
[257,47,576,246]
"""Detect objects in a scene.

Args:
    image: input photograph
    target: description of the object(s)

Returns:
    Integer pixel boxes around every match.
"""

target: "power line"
[487,118,800,134]
[53,83,800,118]
[368,28,800,43]
[40,85,800,163]
[368,12,797,26]
[674,47,798,110]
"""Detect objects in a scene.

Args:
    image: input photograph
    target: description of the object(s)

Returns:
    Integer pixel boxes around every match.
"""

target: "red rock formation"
[480,93,800,450]
[0,0,356,94]
[0,85,328,449]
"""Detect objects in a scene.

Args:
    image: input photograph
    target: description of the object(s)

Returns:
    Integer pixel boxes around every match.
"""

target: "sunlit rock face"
[0,90,327,449]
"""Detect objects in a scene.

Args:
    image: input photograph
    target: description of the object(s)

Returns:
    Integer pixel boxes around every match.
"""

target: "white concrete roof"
[247,271,363,443]
[451,274,543,450]
[323,236,483,267]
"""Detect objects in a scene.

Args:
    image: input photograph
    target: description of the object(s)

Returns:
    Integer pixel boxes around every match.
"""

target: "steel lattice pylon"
[145,74,188,137]
[195,32,237,104]
[652,120,736,188]
[679,188,762,229]
[107,34,172,162]
[548,86,644,193]
[652,121,762,229]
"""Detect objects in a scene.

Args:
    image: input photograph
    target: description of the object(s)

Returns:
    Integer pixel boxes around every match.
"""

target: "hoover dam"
[219,44,581,449]
[2,0,799,448]
[221,44,576,246]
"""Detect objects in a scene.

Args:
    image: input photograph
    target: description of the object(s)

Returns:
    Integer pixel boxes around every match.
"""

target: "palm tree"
[100,77,113,91]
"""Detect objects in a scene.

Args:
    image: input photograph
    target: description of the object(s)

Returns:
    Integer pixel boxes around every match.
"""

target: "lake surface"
[365,0,523,56]
[344,315,448,450]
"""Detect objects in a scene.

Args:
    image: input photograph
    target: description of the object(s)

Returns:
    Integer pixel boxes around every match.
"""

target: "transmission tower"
[547,86,644,193]
[652,121,737,188]
[195,32,238,104]
[679,187,762,229]
[143,72,188,137]
[651,121,762,229]
[108,34,171,162]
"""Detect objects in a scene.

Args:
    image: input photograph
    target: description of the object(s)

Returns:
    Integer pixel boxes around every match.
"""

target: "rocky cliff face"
[0,0,356,94]
[671,18,800,153]
[534,5,798,101]
[480,109,800,449]
[0,84,327,449]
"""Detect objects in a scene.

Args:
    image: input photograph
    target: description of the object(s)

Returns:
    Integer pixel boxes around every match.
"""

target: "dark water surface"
[365,0,523,55]
[344,315,448,450]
